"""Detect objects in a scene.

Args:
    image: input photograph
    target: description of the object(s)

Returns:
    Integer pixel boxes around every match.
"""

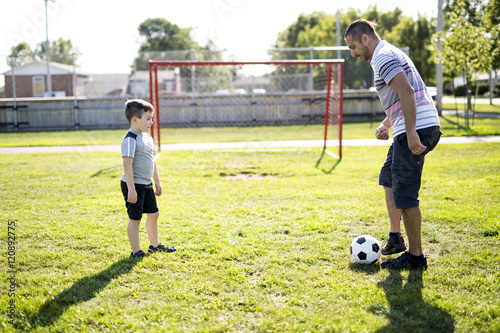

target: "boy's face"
[132,111,154,133]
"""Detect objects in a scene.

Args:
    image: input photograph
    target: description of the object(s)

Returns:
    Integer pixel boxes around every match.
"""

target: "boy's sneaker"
[148,243,176,253]
[381,233,407,255]
[381,251,428,270]
[130,250,146,258]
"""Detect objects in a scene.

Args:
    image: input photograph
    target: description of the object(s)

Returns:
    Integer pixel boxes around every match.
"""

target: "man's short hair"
[124,99,154,124]
[344,19,378,41]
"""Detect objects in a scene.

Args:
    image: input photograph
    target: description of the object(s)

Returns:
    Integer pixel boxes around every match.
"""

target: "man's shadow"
[28,256,143,327]
[371,269,455,332]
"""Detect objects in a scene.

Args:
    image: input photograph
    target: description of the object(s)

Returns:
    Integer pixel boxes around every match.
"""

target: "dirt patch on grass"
[220,171,278,180]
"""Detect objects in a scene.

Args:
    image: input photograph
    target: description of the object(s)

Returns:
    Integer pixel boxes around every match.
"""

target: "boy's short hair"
[344,19,378,42]
[124,99,154,124]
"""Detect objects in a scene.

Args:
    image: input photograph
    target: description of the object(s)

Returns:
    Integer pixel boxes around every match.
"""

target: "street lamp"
[45,0,55,97]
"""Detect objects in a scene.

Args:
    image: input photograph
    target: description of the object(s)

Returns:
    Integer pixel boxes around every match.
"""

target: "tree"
[138,18,196,53]
[37,38,80,65]
[135,18,202,71]
[433,0,495,127]
[8,38,79,67]
[272,7,436,89]
[386,16,436,84]
[485,0,500,103]
[134,18,229,93]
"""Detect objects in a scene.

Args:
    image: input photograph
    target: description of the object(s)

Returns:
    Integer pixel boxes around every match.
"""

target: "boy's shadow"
[371,269,455,332]
[29,256,143,327]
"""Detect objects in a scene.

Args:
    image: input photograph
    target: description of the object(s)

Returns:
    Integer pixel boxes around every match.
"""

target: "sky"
[0,0,439,74]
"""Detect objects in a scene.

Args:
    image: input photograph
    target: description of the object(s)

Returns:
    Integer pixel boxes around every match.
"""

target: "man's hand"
[407,130,427,155]
[375,124,390,140]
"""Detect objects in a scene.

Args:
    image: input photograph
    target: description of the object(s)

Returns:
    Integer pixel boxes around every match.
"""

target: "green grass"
[443,102,500,114]
[0,116,499,147]
[0,142,499,332]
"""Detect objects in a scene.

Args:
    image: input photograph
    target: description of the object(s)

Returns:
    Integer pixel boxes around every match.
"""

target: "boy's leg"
[145,212,159,248]
[128,219,142,254]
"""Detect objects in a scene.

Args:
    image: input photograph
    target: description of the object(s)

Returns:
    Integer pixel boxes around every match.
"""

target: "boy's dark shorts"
[379,126,441,209]
[121,181,159,220]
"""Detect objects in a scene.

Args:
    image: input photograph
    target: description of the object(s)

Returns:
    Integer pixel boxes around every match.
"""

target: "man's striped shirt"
[371,40,440,137]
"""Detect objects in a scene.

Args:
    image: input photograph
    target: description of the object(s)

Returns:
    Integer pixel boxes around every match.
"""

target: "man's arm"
[389,72,426,155]
[123,157,137,203]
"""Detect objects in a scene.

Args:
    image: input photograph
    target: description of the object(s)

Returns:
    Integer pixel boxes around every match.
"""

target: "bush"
[454,83,500,97]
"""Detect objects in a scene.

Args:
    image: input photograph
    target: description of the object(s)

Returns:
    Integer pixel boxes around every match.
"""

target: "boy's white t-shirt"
[120,129,155,185]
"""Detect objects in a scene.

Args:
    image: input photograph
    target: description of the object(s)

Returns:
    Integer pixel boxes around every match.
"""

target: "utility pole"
[436,0,444,114]
[45,0,54,97]
[336,1,341,59]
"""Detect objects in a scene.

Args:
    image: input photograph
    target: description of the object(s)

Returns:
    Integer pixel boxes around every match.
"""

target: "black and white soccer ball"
[350,234,381,264]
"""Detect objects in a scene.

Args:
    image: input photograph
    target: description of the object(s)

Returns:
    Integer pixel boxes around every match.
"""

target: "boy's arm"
[123,157,137,203]
[153,160,162,196]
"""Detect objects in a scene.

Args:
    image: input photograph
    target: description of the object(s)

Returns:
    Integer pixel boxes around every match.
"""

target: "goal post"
[149,59,343,159]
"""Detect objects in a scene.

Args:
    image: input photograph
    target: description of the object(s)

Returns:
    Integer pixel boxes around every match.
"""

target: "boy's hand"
[127,190,138,204]
[155,183,162,196]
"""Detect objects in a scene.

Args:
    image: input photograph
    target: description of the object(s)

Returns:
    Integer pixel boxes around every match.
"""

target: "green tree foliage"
[138,18,196,53]
[386,16,436,85]
[433,0,496,126]
[273,7,436,89]
[134,18,230,92]
[485,0,500,76]
[8,38,79,67]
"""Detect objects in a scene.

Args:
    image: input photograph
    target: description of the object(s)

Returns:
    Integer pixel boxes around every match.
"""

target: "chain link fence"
[0,47,388,131]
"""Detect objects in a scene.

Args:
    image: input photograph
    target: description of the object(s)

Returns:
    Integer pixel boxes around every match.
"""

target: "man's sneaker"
[130,250,146,258]
[381,233,407,255]
[148,243,176,253]
[381,251,428,270]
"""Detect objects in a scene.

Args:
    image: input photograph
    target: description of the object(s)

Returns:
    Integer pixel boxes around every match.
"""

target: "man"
[344,19,441,269]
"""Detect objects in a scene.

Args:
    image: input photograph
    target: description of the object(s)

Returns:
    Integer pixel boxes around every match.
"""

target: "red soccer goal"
[149,60,343,159]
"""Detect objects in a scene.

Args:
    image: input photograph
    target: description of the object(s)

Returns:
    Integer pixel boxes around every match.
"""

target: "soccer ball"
[350,235,382,265]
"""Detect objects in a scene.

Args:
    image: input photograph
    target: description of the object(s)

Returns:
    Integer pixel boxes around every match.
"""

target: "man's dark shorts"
[379,126,441,209]
[121,181,159,220]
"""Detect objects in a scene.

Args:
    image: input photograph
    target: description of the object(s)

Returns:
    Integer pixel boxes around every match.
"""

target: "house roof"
[2,60,91,76]
[80,73,129,97]
[131,70,177,81]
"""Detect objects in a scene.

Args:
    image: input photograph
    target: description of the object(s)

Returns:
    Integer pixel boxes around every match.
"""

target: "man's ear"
[361,34,368,44]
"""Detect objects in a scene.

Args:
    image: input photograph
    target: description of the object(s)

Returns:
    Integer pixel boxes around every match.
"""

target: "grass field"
[0,116,499,148]
[442,102,500,114]
[1,137,499,331]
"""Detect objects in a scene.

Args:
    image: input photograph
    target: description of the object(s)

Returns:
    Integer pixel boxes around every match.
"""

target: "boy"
[120,99,176,257]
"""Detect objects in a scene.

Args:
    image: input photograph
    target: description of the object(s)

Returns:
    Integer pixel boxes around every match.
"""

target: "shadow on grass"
[91,166,120,178]
[349,262,381,275]
[371,269,455,333]
[315,149,341,174]
[28,256,143,328]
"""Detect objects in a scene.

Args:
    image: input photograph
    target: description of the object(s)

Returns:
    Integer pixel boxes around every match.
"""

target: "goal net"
[148,60,343,159]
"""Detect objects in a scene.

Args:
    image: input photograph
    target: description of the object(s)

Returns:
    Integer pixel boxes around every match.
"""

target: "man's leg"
[384,186,402,233]
[401,206,423,256]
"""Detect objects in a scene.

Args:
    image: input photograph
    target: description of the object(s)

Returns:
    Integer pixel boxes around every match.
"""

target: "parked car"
[427,86,437,100]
